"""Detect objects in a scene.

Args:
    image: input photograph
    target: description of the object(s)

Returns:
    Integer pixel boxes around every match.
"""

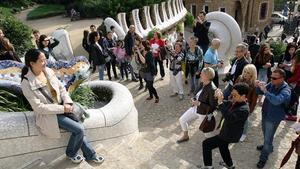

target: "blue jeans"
[57,115,96,160]
[259,114,280,162]
[98,64,105,80]
[188,74,198,94]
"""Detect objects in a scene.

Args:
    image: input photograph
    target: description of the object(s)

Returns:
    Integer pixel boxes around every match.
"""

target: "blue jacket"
[256,82,291,122]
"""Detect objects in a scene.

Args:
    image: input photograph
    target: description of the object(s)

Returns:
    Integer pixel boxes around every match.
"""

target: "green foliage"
[27,4,65,20]
[0,0,34,12]
[92,86,113,103]
[176,22,184,33]
[0,89,32,112]
[270,41,287,62]
[70,85,97,108]
[147,28,161,40]
[274,0,285,11]
[34,0,73,5]
[0,7,34,56]
[184,11,194,28]
[74,0,166,18]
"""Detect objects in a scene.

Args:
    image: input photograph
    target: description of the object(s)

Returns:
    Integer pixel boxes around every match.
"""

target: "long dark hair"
[257,43,272,64]
[21,49,41,81]
[284,43,297,62]
[89,31,99,44]
[38,34,48,49]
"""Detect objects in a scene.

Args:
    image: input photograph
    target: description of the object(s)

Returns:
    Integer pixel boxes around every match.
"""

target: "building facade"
[184,0,274,33]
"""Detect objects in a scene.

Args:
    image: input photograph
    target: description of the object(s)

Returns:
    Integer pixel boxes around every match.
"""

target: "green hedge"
[27,4,65,20]
[0,7,34,56]
[74,0,166,18]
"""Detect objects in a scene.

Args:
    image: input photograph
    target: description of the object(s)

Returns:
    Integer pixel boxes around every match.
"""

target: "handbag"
[38,87,87,122]
[198,99,216,133]
[199,113,216,133]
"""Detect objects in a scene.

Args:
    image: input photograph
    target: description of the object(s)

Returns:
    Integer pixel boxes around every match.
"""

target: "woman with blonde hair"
[177,67,217,143]
[236,64,258,141]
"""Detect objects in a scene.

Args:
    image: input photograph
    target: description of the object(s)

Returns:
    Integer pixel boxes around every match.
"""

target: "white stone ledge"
[0,81,138,169]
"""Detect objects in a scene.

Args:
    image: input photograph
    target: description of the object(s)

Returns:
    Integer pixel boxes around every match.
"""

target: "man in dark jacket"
[255,68,291,168]
[223,44,249,99]
[193,11,211,54]
[124,25,138,81]
[200,83,250,169]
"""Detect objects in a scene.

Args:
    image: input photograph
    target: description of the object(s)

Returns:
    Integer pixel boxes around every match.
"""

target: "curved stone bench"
[0,81,138,169]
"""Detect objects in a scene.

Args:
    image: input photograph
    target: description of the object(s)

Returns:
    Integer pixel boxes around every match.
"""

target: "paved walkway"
[15,9,299,169]
[46,70,298,169]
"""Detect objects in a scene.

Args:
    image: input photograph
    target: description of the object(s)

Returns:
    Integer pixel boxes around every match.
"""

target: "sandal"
[69,154,84,164]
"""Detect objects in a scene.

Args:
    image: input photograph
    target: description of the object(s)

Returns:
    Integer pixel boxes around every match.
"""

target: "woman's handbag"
[38,87,88,122]
[199,113,216,133]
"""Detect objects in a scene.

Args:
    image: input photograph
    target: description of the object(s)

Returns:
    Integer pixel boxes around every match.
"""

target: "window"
[191,4,197,17]
[203,5,209,14]
[259,2,268,20]
[219,7,226,13]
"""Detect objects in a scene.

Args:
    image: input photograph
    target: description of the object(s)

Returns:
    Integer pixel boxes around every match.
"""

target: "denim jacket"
[256,82,291,122]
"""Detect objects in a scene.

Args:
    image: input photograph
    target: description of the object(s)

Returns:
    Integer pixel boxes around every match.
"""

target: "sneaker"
[219,161,235,169]
[179,94,184,100]
[256,160,266,168]
[92,156,104,164]
[185,80,188,84]
[170,93,178,97]
[69,154,84,164]
[256,145,263,151]
[239,134,247,142]
[196,165,214,169]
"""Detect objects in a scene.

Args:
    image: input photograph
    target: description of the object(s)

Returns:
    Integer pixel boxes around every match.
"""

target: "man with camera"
[223,44,249,100]
[255,68,291,168]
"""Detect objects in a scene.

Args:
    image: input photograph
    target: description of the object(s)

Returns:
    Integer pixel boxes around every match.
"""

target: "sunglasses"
[270,76,282,80]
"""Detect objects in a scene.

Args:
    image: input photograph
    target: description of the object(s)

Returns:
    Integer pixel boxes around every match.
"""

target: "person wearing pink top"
[113,40,128,80]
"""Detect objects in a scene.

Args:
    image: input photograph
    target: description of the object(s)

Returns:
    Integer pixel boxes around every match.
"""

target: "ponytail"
[21,66,29,81]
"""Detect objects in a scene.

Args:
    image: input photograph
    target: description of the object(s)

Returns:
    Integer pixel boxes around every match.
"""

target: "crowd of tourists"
[1,10,300,168]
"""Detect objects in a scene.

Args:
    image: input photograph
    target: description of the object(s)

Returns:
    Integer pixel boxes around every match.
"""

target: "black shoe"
[132,79,138,82]
[256,145,263,151]
[138,85,144,90]
[256,160,266,168]
[185,80,188,84]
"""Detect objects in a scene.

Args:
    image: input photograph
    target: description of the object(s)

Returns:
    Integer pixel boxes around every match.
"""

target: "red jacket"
[149,38,165,58]
[288,64,300,87]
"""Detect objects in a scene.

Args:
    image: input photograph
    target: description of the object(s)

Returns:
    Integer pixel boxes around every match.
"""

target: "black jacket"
[90,43,106,65]
[227,57,249,84]
[193,21,210,46]
[218,101,249,143]
[195,82,218,115]
[124,32,135,56]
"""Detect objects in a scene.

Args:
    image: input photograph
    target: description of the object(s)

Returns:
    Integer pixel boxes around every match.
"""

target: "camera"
[222,73,232,82]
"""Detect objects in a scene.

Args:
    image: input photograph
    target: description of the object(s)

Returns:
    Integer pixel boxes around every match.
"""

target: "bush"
[184,11,194,28]
[74,0,166,18]
[270,41,287,62]
[70,85,97,108]
[0,89,32,112]
[0,7,34,56]
[27,4,65,20]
